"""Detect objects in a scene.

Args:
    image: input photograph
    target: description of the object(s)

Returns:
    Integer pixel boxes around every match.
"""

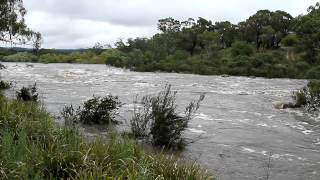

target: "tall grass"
[0,95,212,179]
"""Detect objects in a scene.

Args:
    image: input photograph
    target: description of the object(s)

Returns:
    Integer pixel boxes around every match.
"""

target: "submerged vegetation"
[131,85,205,149]
[0,90,211,179]
[16,83,39,102]
[62,95,121,125]
[0,80,11,90]
[293,80,320,112]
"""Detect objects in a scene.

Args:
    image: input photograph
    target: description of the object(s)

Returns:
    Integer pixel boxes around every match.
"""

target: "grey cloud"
[23,0,319,48]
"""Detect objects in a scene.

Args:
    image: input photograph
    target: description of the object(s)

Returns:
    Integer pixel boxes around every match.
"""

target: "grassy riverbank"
[0,93,211,179]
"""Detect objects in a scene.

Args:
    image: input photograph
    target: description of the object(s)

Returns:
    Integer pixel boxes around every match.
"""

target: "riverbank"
[0,47,319,80]
[0,92,211,179]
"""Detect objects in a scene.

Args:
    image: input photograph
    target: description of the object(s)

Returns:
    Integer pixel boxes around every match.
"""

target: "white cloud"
[23,0,319,48]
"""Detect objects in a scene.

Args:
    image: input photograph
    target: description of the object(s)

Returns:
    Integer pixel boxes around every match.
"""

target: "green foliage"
[104,49,128,67]
[307,66,320,79]
[61,96,121,125]
[0,0,36,45]
[281,34,299,47]
[3,52,38,62]
[293,80,320,112]
[231,41,255,57]
[0,95,211,179]
[0,80,11,90]
[131,85,205,150]
[16,83,38,102]
[294,2,320,64]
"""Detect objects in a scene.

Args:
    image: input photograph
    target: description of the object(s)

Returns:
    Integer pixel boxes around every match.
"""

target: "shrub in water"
[61,95,121,125]
[293,80,320,112]
[16,83,38,102]
[0,80,11,90]
[131,85,205,149]
[0,63,6,69]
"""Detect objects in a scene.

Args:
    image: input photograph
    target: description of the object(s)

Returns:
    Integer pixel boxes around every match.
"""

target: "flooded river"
[1,62,320,180]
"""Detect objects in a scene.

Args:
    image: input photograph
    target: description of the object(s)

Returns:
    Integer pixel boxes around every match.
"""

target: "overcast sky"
[23,0,319,49]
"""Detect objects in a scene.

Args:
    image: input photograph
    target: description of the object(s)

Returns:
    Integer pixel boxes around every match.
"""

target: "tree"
[0,0,35,45]
[158,17,181,33]
[32,32,42,55]
[295,2,320,63]
[214,21,237,48]
[246,10,273,49]
[260,25,275,49]
[90,42,104,55]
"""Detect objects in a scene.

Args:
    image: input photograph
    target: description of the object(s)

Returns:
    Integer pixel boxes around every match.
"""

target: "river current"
[1,62,320,180]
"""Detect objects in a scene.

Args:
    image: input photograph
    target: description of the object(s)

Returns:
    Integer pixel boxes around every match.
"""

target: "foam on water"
[187,128,206,134]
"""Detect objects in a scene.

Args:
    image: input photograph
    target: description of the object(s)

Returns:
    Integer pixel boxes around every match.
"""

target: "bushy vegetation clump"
[0,62,6,69]
[0,95,211,179]
[131,85,205,150]
[0,80,11,90]
[16,83,38,102]
[293,80,320,112]
[62,95,121,125]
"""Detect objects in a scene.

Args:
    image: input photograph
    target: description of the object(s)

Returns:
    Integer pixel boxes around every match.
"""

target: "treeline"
[1,3,320,79]
[104,2,320,79]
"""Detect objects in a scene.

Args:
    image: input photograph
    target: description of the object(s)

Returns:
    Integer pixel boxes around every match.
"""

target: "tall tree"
[32,32,42,55]
[295,2,320,63]
[0,0,35,45]
[214,21,237,48]
[158,17,181,33]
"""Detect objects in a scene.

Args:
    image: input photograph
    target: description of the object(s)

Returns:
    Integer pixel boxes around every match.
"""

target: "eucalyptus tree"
[295,2,320,63]
[0,0,35,45]
[214,21,237,48]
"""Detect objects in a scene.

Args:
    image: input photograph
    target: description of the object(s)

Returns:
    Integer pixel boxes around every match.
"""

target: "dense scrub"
[0,94,211,179]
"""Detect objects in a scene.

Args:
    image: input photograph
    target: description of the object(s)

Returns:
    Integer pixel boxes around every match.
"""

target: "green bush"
[16,83,38,102]
[131,85,205,149]
[293,80,320,111]
[281,34,299,47]
[0,80,11,90]
[62,96,121,125]
[3,52,38,62]
[306,66,320,79]
[231,41,255,57]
